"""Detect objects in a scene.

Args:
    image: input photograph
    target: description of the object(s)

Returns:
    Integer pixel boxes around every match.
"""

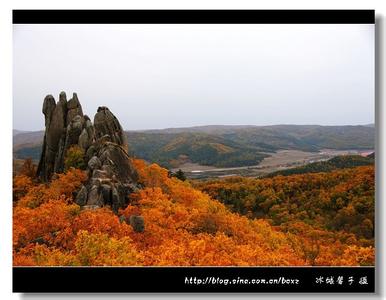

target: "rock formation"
[37,92,140,214]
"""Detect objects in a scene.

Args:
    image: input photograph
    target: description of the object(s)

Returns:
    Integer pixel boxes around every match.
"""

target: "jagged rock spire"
[37,92,139,213]
[94,106,129,152]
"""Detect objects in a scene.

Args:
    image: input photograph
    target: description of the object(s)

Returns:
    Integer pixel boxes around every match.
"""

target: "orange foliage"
[13,159,374,266]
[13,200,80,249]
[74,230,142,266]
[16,168,87,208]
[19,158,37,178]
[56,208,134,250]
[13,175,34,202]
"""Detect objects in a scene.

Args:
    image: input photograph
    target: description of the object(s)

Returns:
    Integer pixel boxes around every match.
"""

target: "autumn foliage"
[194,166,375,265]
[13,159,375,266]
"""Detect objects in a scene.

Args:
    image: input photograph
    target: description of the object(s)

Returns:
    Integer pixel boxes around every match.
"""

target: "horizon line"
[13,122,375,133]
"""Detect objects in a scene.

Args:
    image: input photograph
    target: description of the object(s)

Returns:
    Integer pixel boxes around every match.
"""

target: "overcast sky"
[13,24,374,131]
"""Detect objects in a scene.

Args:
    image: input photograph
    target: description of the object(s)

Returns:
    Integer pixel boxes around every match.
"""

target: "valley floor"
[172,149,374,179]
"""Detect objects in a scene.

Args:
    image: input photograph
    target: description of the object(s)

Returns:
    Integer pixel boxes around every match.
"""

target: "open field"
[173,149,374,179]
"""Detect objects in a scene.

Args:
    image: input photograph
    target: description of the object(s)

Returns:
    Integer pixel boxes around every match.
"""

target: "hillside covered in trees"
[14,124,374,169]
[96,124,377,169]
[194,165,375,250]
[13,159,374,266]
[12,93,374,267]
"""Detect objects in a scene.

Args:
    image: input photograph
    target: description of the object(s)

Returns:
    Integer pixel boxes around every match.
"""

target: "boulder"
[101,164,113,177]
[129,215,145,233]
[101,184,112,205]
[88,156,102,170]
[65,115,84,146]
[75,185,88,206]
[87,185,103,206]
[85,145,96,161]
[78,128,91,150]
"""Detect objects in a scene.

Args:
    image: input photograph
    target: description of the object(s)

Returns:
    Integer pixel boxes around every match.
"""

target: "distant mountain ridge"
[129,123,376,134]
[13,129,29,136]
[14,124,375,168]
[126,124,374,168]
[13,130,44,145]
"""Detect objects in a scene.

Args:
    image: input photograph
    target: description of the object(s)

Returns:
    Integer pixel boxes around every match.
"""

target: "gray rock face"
[42,95,56,128]
[82,142,139,213]
[97,143,139,183]
[75,185,88,206]
[88,156,102,170]
[87,185,104,206]
[37,91,141,215]
[64,115,84,149]
[78,129,88,150]
[37,93,68,181]
[94,106,129,152]
[37,92,88,180]
[66,93,83,123]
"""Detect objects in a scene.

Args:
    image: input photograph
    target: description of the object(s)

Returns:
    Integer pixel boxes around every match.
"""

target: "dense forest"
[13,158,374,266]
[194,165,375,250]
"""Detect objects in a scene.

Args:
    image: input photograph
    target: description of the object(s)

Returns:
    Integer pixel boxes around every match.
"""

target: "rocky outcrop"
[37,92,140,215]
[94,106,129,152]
[119,215,145,233]
[37,92,86,180]
[79,141,140,213]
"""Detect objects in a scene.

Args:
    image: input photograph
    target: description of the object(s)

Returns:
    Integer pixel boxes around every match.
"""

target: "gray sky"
[13,24,374,131]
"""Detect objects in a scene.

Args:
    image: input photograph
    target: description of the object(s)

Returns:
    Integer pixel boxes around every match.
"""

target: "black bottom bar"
[13,266,375,293]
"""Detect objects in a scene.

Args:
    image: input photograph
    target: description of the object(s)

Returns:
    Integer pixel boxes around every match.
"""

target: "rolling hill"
[13,124,375,168]
[126,125,374,168]
[125,131,270,168]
